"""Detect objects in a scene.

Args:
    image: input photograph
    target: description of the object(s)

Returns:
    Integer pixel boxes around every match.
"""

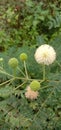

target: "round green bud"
[30,80,40,91]
[8,58,18,68]
[19,53,28,61]
[0,58,3,62]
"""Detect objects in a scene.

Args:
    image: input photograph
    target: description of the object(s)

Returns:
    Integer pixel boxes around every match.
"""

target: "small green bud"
[8,58,18,68]
[19,53,28,61]
[0,58,3,62]
[30,80,40,91]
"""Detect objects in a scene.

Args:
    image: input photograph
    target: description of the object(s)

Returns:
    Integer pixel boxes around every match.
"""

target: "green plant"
[0,41,61,130]
[0,0,61,49]
[0,0,61,129]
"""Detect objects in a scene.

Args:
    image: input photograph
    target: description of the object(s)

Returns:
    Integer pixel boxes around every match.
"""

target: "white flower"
[25,86,38,100]
[34,44,56,65]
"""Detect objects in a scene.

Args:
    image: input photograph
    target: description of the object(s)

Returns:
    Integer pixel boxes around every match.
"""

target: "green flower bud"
[0,58,3,62]
[19,53,28,61]
[30,80,40,91]
[8,58,18,68]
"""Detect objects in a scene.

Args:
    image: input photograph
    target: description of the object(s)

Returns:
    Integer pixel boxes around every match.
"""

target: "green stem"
[13,68,17,77]
[0,68,45,83]
[24,61,28,79]
[14,81,26,91]
[43,64,45,81]
[17,67,25,77]
[0,78,14,86]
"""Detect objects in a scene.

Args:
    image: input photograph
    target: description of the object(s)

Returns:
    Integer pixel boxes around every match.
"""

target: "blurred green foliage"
[0,0,61,49]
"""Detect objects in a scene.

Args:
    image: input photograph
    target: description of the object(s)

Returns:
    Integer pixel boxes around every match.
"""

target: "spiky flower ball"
[8,58,18,68]
[19,53,28,61]
[25,86,38,100]
[34,44,56,65]
[30,80,40,91]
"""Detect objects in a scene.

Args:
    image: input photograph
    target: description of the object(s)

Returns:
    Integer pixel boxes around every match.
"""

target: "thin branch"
[0,78,14,86]
[13,81,27,91]
[17,66,26,77]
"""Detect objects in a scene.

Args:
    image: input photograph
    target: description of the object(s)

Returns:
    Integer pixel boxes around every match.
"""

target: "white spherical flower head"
[25,86,38,100]
[34,44,56,65]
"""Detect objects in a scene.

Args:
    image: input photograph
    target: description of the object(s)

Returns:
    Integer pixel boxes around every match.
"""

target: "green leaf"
[0,85,13,98]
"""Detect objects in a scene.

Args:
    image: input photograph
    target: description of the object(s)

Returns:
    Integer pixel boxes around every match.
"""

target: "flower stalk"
[43,64,46,81]
[24,61,28,79]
